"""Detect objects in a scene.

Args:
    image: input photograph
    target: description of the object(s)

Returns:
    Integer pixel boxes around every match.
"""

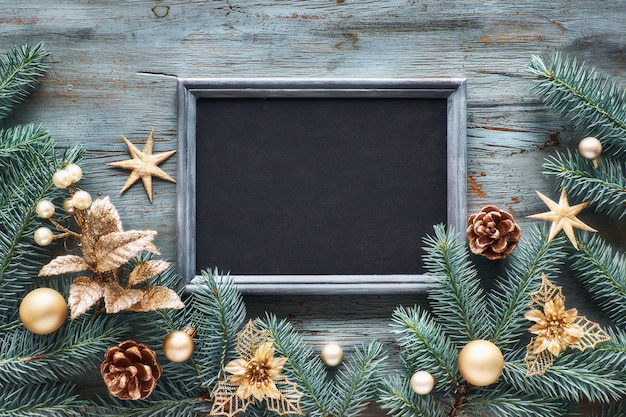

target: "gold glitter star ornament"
[211,321,303,417]
[527,188,596,249]
[524,274,611,377]
[108,130,176,203]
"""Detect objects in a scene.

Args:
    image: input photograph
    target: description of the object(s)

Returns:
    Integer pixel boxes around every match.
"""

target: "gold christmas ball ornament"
[62,197,75,214]
[19,287,67,334]
[36,200,55,219]
[578,136,602,168]
[321,343,344,367]
[162,326,196,363]
[52,169,72,189]
[65,163,83,183]
[34,226,54,246]
[72,190,92,210]
[410,371,435,395]
[457,340,504,387]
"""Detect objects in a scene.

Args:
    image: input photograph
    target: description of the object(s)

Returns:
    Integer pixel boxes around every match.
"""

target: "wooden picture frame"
[177,78,466,294]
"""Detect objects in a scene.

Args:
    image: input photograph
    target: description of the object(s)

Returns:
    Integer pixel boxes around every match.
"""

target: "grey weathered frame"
[177,78,466,294]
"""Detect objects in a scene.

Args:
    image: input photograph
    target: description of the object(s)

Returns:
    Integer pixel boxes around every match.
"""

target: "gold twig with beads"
[210,321,303,417]
[35,163,184,319]
[524,273,611,377]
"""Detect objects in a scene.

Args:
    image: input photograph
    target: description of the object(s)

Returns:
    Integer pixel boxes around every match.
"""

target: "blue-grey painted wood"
[177,78,466,294]
[2,1,625,414]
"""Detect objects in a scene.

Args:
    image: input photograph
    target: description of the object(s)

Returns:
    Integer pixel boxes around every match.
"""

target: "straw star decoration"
[527,188,596,249]
[108,130,176,203]
[210,321,303,417]
[524,274,611,377]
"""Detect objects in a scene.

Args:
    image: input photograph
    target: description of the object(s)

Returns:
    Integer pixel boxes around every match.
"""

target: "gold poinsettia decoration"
[210,321,303,417]
[524,273,611,377]
[38,196,183,319]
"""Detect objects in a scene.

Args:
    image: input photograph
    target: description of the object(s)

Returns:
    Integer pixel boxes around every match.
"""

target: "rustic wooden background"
[3,1,626,415]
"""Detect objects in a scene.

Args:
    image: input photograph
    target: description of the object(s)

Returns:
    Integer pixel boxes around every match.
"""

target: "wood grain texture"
[2,1,625,414]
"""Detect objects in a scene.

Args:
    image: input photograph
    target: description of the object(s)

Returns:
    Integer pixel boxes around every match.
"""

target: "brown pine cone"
[467,205,521,260]
[100,340,162,400]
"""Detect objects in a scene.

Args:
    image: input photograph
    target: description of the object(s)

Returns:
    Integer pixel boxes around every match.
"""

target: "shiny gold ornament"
[107,130,176,203]
[457,340,504,386]
[578,136,602,168]
[52,169,72,189]
[38,197,183,319]
[527,188,597,250]
[410,371,435,395]
[19,287,67,334]
[211,321,303,417]
[321,343,343,367]
[524,274,611,377]
[163,326,196,362]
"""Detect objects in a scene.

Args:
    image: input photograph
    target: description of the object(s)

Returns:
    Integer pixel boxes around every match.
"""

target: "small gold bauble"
[457,340,504,387]
[72,190,92,210]
[410,371,435,395]
[578,136,602,168]
[163,328,195,362]
[52,169,72,189]
[35,200,55,219]
[321,343,344,367]
[65,163,83,183]
[62,197,75,214]
[34,227,54,246]
[19,287,67,334]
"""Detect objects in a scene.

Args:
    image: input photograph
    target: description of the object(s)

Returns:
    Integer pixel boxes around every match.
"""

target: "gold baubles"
[410,371,435,395]
[36,200,55,219]
[19,287,67,334]
[52,169,72,189]
[578,136,602,168]
[34,226,54,246]
[457,340,504,386]
[321,343,344,367]
[65,163,83,183]
[72,190,92,210]
[162,326,196,362]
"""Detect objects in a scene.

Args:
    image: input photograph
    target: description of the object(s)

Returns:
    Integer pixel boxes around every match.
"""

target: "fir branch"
[0,382,83,417]
[256,313,334,417]
[390,305,459,394]
[504,355,626,403]
[528,52,626,156]
[463,388,569,417]
[588,400,626,417]
[0,313,130,387]
[571,234,626,327]
[422,224,490,342]
[186,270,246,387]
[377,375,446,417]
[543,151,626,219]
[333,341,387,417]
[0,42,49,122]
[489,224,566,349]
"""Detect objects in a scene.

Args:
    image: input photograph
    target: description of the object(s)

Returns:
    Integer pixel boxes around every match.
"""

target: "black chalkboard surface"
[177,79,467,293]
[196,97,446,275]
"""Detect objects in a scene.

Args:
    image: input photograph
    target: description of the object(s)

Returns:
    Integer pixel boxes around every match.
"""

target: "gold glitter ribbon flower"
[524,274,611,377]
[211,321,303,417]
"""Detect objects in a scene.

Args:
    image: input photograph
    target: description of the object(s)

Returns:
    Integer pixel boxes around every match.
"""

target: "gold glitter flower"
[225,341,287,401]
[211,321,303,417]
[524,274,611,377]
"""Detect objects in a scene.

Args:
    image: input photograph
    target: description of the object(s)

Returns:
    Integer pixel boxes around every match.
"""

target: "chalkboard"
[177,79,466,294]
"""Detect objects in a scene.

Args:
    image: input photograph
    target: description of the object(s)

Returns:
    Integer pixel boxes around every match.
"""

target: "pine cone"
[467,205,521,260]
[100,340,162,400]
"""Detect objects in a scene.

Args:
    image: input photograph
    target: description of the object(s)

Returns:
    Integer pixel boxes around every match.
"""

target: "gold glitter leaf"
[104,282,143,314]
[127,286,184,312]
[127,260,171,287]
[265,376,303,416]
[211,381,246,417]
[570,315,612,351]
[236,320,271,359]
[94,230,159,272]
[68,276,105,319]
[81,197,123,265]
[39,255,89,277]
